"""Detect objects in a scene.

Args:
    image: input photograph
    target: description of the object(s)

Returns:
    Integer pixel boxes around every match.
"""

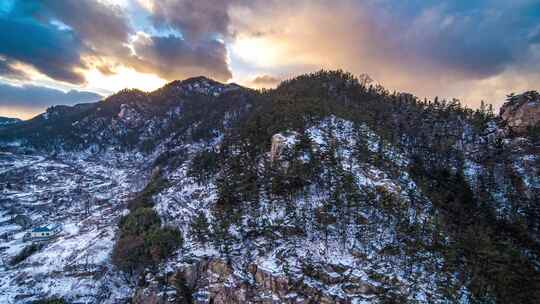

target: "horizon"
[1,0,539,119]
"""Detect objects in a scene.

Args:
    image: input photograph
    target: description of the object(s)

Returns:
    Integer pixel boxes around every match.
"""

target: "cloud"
[391,2,537,78]
[226,0,540,106]
[0,82,102,108]
[150,0,232,42]
[0,13,86,84]
[139,0,238,80]
[34,0,132,56]
[129,34,232,81]
[0,58,28,80]
[250,75,281,88]
[0,0,235,86]
[2,0,540,113]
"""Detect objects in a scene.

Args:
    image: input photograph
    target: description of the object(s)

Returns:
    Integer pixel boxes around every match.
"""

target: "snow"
[0,152,146,303]
[142,116,456,303]
[1,109,531,302]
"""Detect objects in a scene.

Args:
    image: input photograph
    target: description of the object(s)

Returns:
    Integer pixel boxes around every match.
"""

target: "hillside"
[0,71,539,304]
[0,116,21,128]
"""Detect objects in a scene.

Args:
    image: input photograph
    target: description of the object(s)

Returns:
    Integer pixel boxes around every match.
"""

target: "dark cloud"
[0,14,85,84]
[33,0,132,56]
[368,0,540,78]
[0,0,234,85]
[151,0,232,42]
[149,0,275,41]
[143,0,239,80]
[129,34,232,81]
[399,7,517,77]
[0,82,102,108]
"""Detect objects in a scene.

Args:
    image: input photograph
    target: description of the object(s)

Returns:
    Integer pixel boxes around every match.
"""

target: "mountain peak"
[158,76,243,97]
[163,76,223,89]
[0,116,21,127]
[105,88,147,102]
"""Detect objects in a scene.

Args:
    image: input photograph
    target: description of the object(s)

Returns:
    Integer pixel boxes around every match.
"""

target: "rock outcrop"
[134,258,383,304]
[500,91,540,133]
[116,103,144,129]
[270,132,298,162]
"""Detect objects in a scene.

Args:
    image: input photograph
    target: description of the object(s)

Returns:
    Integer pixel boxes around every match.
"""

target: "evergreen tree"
[190,211,210,246]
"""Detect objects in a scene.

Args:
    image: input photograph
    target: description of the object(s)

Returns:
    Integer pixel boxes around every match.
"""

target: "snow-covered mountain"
[0,117,21,128]
[0,71,538,304]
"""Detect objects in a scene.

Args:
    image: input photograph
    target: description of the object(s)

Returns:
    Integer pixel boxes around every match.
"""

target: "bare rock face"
[116,103,144,129]
[131,288,166,304]
[270,132,298,162]
[132,259,318,303]
[270,134,287,162]
[500,91,540,134]
[146,258,382,304]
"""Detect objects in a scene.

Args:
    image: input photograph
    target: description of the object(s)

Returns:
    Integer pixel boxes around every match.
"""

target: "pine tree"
[190,211,210,246]
[173,272,193,304]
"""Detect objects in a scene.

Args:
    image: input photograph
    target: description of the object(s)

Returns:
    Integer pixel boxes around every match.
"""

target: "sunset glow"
[84,66,167,94]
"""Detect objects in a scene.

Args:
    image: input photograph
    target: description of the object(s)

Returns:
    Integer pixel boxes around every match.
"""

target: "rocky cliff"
[500,91,540,133]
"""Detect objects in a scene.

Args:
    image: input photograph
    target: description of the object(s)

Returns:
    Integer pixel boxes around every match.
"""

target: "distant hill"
[0,116,21,127]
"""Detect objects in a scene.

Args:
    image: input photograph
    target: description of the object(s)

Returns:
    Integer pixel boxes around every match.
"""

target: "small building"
[29,224,62,240]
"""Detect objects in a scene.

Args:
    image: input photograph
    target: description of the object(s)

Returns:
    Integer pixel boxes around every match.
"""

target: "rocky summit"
[0,71,539,304]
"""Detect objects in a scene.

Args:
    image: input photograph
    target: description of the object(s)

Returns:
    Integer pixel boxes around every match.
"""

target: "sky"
[0,0,539,119]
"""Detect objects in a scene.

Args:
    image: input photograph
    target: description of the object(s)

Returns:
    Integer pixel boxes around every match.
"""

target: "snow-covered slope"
[0,117,21,128]
[0,152,147,303]
[150,117,453,303]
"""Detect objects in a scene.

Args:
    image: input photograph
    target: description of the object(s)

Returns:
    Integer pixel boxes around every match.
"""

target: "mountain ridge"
[0,116,21,127]
[2,72,537,150]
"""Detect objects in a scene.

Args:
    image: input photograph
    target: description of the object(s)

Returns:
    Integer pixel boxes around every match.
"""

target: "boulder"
[208,259,232,278]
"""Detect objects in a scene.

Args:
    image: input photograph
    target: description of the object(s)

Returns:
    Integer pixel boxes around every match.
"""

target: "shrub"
[127,176,169,211]
[113,205,182,274]
[10,243,42,265]
[174,272,193,304]
[145,227,183,265]
[111,234,147,274]
[190,211,210,245]
[119,207,161,236]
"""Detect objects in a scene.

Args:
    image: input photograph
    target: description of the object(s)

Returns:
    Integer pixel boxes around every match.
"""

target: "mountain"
[0,116,21,127]
[0,71,539,304]
[500,91,540,134]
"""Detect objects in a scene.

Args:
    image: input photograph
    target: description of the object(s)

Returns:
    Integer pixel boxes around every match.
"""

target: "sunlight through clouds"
[84,66,167,95]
